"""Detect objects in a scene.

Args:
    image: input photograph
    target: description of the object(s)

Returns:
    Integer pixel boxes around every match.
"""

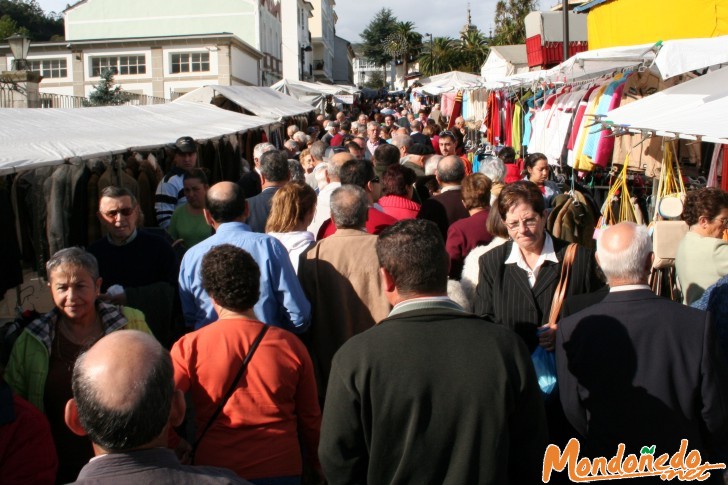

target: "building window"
[171,52,210,73]
[90,56,146,76]
[119,56,146,75]
[28,58,67,78]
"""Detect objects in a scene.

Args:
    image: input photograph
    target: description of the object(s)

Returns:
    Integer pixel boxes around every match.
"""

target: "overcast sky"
[37,0,553,42]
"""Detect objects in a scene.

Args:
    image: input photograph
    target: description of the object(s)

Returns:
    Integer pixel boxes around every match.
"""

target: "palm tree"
[418,37,459,76]
[460,29,489,74]
[493,0,537,45]
[392,21,422,87]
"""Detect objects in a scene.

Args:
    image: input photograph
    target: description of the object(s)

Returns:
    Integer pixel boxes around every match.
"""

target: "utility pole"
[563,0,570,62]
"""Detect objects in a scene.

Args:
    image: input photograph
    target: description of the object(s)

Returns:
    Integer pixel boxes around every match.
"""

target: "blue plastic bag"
[531,346,557,397]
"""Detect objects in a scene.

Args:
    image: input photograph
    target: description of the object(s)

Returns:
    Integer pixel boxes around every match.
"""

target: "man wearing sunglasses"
[89,186,177,346]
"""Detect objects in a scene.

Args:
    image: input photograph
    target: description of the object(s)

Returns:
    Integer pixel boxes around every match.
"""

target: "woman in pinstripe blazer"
[474,181,603,354]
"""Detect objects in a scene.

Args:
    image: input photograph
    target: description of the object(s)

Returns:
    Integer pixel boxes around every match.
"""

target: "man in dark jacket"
[245,150,290,233]
[556,222,728,483]
[417,155,469,240]
[320,219,547,484]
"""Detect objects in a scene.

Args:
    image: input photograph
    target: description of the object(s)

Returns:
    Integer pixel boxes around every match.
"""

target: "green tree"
[85,68,129,106]
[492,0,537,45]
[0,14,28,40]
[360,8,400,84]
[392,21,423,87]
[418,37,460,76]
[0,0,64,41]
[459,29,489,74]
[364,70,386,89]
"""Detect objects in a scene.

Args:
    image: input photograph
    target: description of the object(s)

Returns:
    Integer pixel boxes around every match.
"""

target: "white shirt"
[505,233,559,287]
[307,182,341,236]
[610,284,650,293]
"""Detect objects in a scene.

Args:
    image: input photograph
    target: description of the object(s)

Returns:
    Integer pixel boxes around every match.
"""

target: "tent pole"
[722,145,728,191]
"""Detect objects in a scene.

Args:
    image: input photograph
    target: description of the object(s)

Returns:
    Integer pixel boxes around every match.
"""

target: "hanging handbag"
[189,324,269,465]
[548,243,579,326]
[653,140,686,220]
[532,243,578,398]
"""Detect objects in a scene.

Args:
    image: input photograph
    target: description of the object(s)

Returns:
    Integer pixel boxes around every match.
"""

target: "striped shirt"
[155,167,187,229]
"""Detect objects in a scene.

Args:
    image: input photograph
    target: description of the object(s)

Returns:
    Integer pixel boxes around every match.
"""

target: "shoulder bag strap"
[190,324,269,463]
[548,243,578,325]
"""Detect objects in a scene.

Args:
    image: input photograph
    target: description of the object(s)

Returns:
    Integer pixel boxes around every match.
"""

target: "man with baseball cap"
[155,136,198,229]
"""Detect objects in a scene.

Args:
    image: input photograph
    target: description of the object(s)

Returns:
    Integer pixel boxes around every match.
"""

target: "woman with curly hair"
[676,187,728,304]
[171,244,321,484]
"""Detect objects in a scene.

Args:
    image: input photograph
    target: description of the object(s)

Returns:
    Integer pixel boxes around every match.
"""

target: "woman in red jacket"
[377,164,421,221]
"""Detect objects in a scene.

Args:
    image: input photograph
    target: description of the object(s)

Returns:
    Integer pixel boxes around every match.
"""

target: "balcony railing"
[0,91,170,109]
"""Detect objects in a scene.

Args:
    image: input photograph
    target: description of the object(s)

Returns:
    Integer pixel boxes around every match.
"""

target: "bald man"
[417,155,469,240]
[307,151,354,236]
[65,331,249,484]
[556,222,728,468]
[178,182,310,331]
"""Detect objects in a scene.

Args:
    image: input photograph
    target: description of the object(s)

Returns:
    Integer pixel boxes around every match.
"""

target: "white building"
[332,36,353,85]
[63,0,283,85]
[353,44,380,88]
[1,33,262,99]
[353,44,417,90]
[309,0,336,83]
[281,0,314,81]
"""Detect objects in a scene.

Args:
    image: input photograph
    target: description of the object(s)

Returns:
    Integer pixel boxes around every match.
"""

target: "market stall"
[270,79,358,113]
[174,85,315,121]
[0,101,272,174]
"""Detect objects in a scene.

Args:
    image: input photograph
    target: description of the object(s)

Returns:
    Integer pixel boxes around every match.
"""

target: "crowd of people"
[2,97,728,485]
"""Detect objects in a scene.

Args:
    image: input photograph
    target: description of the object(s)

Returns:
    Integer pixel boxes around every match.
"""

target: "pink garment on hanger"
[593,81,627,167]
[440,93,457,118]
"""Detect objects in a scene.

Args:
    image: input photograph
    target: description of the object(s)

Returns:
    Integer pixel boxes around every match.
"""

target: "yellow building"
[574,0,728,49]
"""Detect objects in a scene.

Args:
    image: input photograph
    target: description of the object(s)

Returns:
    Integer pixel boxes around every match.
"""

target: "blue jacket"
[178,222,311,332]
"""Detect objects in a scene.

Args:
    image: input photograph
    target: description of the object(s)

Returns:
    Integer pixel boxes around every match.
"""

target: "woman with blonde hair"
[265,181,318,273]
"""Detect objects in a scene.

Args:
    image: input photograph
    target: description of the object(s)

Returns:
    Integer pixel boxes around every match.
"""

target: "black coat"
[556,290,728,467]
[245,186,280,233]
[410,132,430,146]
[474,237,602,352]
[320,305,548,484]
[417,189,469,241]
[237,170,262,199]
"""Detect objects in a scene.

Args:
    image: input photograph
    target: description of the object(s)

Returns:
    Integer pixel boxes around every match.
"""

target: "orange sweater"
[171,317,321,480]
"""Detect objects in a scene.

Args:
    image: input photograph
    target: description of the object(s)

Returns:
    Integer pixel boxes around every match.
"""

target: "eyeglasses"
[101,207,135,218]
[505,217,540,231]
[714,217,728,226]
[439,130,456,138]
[370,176,380,183]
[329,146,348,154]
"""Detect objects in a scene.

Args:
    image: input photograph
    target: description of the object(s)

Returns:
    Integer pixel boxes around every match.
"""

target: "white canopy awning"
[173,85,315,121]
[478,36,728,90]
[270,79,356,111]
[546,42,657,82]
[653,35,728,80]
[604,66,728,144]
[0,101,272,174]
[484,69,549,89]
[414,71,485,95]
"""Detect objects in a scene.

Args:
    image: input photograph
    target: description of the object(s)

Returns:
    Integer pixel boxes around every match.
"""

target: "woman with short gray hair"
[5,247,152,483]
[478,155,506,205]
